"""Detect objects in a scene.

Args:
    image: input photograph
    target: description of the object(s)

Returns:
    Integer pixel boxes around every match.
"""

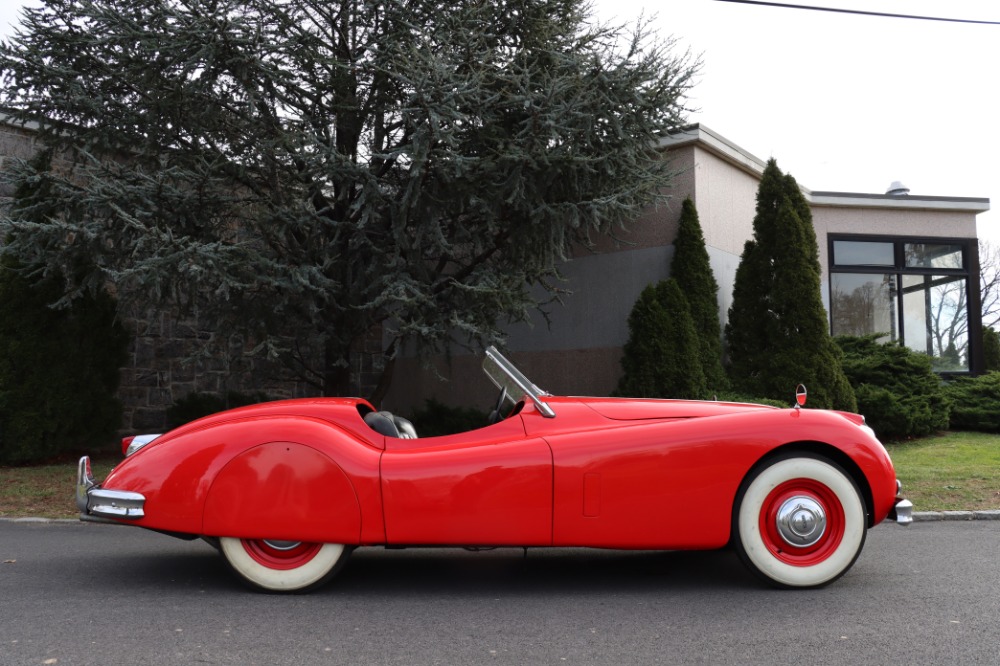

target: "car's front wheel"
[733,454,867,588]
[219,537,351,592]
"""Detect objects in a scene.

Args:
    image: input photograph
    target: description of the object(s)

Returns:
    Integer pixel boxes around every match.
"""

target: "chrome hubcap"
[776,496,827,547]
[262,540,301,551]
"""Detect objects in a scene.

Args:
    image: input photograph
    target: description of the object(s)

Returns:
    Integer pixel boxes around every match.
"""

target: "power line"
[714,0,1000,25]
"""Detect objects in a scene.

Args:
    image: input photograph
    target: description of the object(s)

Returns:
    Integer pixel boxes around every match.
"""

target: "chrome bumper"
[76,456,146,520]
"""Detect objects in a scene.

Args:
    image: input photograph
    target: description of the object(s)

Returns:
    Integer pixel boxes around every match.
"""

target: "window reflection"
[904,243,962,270]
[900,274,968,371]
[829,237,973,373]
[831,273,894,340]
[832,240,894,266]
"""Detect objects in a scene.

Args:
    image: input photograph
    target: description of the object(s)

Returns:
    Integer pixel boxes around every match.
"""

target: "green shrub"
[712,392,789,409]
[943,372,1000,433]
[408,398,489,437]
[835,335,950,441]
[166,391,272,430]
[0,264,129,464]
[615,280,707,399]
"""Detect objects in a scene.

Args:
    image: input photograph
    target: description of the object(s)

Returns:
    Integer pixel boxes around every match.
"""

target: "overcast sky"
[2,0,996,243]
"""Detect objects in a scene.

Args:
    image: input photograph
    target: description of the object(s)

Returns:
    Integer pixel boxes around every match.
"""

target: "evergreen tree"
[983,327,1000,372]
[0,262,129,463]
[0,0,700,400]
[726,160,856,410]
[616,279,706,399]
[670,197,727,391]
[0,150,130,463]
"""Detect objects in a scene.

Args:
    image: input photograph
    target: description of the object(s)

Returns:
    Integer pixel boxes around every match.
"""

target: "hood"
[576,397,779,421]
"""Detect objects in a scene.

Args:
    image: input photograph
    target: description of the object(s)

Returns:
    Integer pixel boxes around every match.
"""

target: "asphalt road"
[1,519,998,666]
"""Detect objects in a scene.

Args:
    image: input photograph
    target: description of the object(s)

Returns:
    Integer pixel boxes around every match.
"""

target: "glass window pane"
[830,273,895,340]
[832,240,895,267]
[904,243,963,270]
[900,274,968,371]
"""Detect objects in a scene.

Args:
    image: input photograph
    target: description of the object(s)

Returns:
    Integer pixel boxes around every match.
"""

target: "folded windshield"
[482,346,556,418]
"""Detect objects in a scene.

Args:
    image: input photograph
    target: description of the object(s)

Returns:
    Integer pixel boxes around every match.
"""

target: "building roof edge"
[660,123,768,177]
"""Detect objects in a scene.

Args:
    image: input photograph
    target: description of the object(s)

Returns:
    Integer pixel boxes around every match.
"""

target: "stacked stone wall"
[117,308,321,432]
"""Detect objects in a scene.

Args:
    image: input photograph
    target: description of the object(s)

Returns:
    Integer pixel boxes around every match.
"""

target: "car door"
[544,417,737,550]
[380,415,553,546]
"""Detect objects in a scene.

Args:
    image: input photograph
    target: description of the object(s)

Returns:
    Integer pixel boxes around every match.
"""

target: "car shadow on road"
[328,546,761,597]
[63,538,762,596]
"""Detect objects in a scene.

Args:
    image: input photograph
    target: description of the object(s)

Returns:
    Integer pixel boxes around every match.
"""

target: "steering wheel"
[488,386,508,425]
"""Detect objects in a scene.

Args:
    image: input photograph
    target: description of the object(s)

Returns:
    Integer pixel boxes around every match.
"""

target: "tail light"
[121,434,162,457]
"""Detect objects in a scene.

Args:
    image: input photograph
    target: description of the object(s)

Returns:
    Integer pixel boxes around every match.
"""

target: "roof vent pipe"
[886,181,910,196]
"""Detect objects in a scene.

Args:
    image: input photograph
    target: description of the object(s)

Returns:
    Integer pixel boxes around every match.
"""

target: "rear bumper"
[76,456,146,521]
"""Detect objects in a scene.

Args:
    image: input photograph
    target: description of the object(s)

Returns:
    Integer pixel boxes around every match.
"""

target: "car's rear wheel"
[733,454,867,588]
[219,537,350,592]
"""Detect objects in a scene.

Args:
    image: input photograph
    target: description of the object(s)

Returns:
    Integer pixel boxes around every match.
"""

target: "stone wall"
[116,307,321,432]
[117,306,385,433]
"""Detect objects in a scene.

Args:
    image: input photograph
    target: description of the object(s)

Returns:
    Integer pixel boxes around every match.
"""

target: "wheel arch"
[744,441,876,529]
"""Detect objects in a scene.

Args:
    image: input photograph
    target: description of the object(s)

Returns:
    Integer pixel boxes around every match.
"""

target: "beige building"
[385,124,990,412]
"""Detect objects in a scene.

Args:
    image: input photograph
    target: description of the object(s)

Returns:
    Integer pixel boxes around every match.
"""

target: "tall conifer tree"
[671,197,727,391]
[726,160,856,410]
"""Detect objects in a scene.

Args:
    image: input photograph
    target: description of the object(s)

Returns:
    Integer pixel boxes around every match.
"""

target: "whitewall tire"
[733,454,867,588]
[219,537,350,592]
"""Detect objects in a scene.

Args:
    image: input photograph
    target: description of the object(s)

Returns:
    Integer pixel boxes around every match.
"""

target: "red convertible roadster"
[77,346,911,592]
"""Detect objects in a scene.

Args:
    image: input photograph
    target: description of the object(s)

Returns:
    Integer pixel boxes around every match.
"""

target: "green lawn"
[0,455,117,519]
[1,432,998,518]
[886,431,1000,512]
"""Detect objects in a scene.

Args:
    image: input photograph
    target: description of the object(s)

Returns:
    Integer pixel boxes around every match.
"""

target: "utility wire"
[714,0,1000,25]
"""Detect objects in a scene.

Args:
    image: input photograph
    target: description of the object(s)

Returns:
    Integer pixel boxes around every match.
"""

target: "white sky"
[2,0,997,242]
[591,0,999,243]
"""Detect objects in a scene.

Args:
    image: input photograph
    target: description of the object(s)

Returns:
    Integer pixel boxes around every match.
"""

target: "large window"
[829,236,979,373]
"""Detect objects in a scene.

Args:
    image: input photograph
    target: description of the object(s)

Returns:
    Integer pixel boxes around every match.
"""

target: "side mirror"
[795,384,807,408]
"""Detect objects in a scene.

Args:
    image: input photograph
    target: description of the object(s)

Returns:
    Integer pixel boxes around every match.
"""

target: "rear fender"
[203,441,361,544]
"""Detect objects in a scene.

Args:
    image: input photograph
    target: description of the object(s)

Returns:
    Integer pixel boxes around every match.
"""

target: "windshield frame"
[483,346,556,418]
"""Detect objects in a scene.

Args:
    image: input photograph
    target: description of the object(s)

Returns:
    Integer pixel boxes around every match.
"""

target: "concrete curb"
[912,510,1000,522]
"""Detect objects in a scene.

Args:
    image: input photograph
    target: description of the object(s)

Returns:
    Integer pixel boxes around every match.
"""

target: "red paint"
[90,391,901,558]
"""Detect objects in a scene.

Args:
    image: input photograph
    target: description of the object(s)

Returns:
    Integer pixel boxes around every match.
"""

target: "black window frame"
[828,233,984,376]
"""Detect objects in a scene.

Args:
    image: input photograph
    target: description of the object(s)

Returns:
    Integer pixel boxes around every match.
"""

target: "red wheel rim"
[240,540,323,570]
[758,478,845,567]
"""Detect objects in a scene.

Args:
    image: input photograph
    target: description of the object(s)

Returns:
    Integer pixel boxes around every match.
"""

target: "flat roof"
[662,124,990,214]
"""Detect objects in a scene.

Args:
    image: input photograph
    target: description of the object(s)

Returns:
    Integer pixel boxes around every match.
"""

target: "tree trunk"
[323,339,353,397]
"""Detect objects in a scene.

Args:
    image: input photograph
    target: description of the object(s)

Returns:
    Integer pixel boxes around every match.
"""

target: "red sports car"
[77,346,911,592]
